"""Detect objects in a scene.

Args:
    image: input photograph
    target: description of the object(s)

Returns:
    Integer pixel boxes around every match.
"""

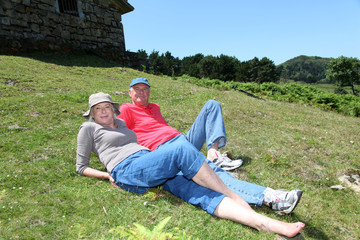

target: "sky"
[122,0,360,65]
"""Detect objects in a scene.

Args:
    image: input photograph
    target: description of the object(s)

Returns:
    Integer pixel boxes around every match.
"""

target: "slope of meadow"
[0,53,359,239]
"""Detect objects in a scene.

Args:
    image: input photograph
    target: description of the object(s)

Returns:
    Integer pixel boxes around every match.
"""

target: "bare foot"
[267,220,305,238]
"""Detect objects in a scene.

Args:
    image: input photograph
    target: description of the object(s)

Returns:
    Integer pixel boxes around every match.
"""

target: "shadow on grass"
[255,203,329,239]
[226,153,253,167]
[302,226,329,240]
[1,50,122,68]
[294,214,329,240]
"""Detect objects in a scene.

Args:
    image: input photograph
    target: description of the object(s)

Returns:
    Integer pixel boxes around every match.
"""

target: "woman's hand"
[83,167,120,188]
[108,174,120,188]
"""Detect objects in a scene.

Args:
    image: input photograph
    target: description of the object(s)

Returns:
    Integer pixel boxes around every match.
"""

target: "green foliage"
[238,57,281,83]
[280,55,330,83]
[334,87,349,95]
[140,50,279,83]
[184,76,360,117]
[108,216,196,240]
[142,50,181,77]
[198,55,218,79]
[326,56,360,96]
[180,54,204,78]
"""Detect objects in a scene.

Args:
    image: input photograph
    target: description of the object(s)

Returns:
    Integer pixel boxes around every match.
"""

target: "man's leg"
[163,160,302,216]
[185,100,227,160]
[184,101,242,170]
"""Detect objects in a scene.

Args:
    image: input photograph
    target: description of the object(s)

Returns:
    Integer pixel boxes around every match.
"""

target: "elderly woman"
[76,92,305,238]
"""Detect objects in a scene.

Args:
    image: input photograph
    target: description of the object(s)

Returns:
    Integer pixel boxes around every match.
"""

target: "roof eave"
[109,0,134,14]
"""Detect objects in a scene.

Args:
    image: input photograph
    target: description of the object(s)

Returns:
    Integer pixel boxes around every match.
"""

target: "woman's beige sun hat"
[83,92,120,119]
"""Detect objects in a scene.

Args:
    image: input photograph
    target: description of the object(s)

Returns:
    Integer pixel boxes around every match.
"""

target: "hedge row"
[182,75,360,117]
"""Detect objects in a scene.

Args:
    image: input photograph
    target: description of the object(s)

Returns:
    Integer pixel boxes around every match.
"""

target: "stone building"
[0,0,135,63]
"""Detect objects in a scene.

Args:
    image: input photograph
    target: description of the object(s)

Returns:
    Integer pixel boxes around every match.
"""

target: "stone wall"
[0,0,133,62]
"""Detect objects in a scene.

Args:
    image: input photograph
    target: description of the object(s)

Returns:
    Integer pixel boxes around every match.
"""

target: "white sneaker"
[264,188,303,215]
[212,151,243,171]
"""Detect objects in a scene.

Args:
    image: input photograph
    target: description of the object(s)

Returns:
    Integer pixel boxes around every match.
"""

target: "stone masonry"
[0,0,134,62]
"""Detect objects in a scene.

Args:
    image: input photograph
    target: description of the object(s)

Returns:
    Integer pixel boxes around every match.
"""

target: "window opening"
[58,0,79,16]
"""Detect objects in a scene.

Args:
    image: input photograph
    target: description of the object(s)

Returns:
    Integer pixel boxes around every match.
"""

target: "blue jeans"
[111,140,226,215]
[159,135,266,214]
[185,100,227,151]
[112,134,266,215]
[111,140,204,193]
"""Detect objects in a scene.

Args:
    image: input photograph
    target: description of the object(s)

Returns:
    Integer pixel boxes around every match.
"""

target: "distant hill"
[279,55,331,83]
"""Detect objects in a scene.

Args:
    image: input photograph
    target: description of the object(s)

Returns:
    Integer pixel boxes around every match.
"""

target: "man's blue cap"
[130,78,151,88]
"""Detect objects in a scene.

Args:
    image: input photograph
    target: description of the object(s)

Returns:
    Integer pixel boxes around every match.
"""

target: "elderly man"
[118,77,242,170]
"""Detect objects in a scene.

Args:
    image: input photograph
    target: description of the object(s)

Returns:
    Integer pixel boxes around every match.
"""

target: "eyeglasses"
[132,87,149,92]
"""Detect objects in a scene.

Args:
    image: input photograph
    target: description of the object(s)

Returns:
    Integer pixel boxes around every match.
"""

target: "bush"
[186,77,360,117]
[334,87,348,95]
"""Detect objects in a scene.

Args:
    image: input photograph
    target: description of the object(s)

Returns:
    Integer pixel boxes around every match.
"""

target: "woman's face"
[91,102,115,127]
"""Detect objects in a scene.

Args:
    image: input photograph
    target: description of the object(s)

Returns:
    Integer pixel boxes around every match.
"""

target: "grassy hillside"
[1,52,359,240]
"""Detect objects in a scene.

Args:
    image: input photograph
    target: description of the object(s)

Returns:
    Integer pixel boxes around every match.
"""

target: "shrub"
[186,77,360,117]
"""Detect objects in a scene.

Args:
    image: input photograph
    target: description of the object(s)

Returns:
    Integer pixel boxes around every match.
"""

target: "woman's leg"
[214,197,305,238]
[163,173,252,215]
[163,177,304,237]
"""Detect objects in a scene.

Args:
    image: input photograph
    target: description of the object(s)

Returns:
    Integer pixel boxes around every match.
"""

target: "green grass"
[283,80,359,95]
[1,52,360,240]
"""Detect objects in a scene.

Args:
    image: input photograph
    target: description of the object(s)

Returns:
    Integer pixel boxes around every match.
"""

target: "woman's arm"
[77,123,119,188]
[83,167,119,188]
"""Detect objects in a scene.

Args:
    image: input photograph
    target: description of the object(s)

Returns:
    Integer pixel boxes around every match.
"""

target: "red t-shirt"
[118,103,181,151]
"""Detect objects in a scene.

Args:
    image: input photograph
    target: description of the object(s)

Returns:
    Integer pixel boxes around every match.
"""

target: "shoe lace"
[212,158,224,166]
[219,151,233,163]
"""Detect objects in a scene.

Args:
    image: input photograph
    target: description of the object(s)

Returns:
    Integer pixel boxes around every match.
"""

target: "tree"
[256,57,281,83]
[237,57,280,83]
[235,61,252,82]
[137,49,149,72]
[326,56,360,96]
[148,51,162,75]
[160,51,181,77]
[180,53,204,78]
[216,54,241,82]
[198,55,218,79]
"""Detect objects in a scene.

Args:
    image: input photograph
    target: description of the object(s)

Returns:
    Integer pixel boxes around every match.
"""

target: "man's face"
[129,83,150,107]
